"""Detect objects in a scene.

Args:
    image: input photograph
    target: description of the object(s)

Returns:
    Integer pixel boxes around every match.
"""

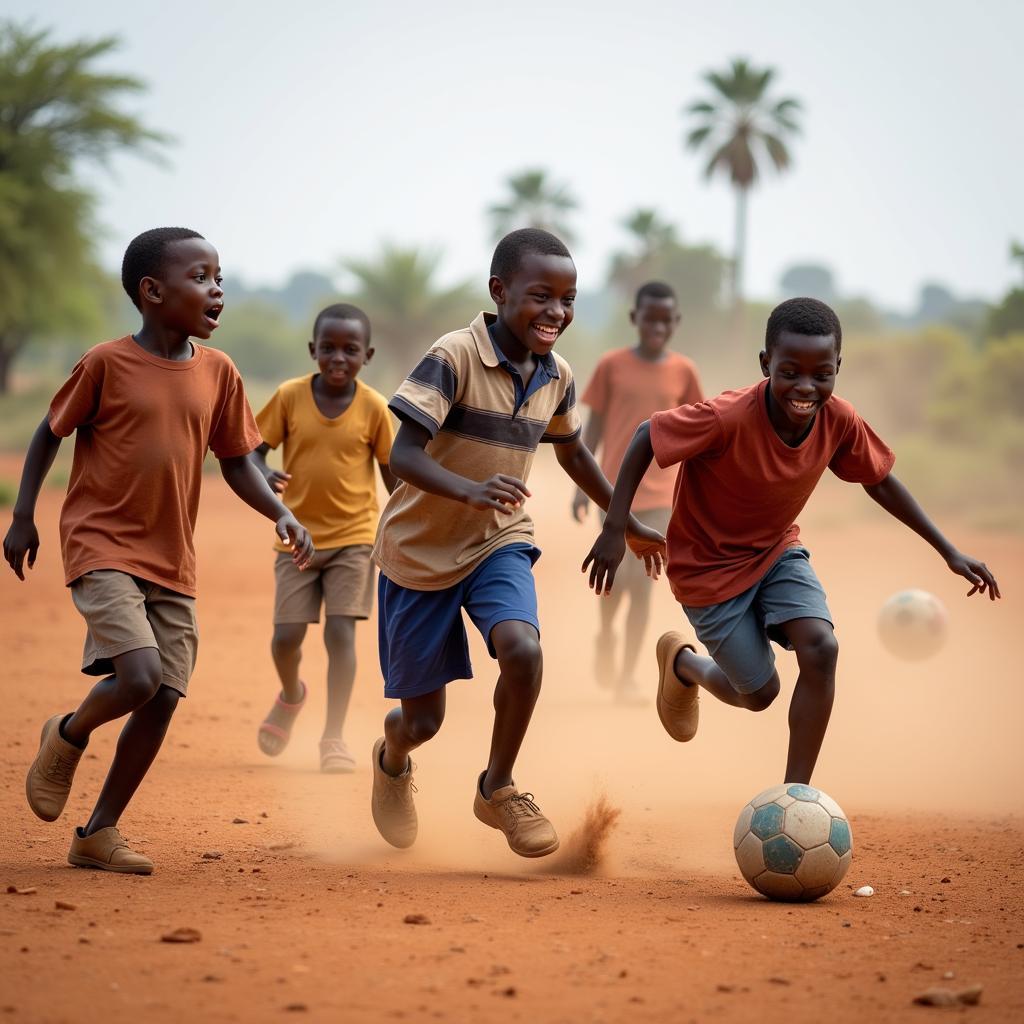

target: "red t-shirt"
[48,336,262,597]
[649,379,895,607]
[582,348,703,511]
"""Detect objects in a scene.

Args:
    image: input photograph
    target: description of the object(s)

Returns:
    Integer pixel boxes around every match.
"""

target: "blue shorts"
[682,547,832,695]
[378,544,541,700]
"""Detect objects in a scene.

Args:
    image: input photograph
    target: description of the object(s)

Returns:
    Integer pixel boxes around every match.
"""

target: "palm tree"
[621,208,678,257]
[344,244,481,381]
[488,169,578,243]
[685,58,801,304]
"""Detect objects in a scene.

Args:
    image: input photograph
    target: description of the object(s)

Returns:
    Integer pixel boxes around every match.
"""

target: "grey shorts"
[274,545,374,624]
[682,547,832,695]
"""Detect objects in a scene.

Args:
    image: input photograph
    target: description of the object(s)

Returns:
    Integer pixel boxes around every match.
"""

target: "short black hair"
[765,297,842,354]
[490,228,572,281]
[121,227,205,310]
[312,302,372,344]
[634,280,677,308]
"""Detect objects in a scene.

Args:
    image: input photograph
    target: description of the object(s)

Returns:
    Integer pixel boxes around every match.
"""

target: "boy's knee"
[493,627,542,683]
[795,627,839,676]
[117,653,163,706]
[271,623,306,655]
[323,616,355,647]
[150,684,181,720]
[743,676,780,712]
[405,711,443,745]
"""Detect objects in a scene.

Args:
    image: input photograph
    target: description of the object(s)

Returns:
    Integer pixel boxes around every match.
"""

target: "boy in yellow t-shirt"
[251,303,396,772]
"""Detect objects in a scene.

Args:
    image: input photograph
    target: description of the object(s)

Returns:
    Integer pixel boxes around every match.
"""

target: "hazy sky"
[15,0,1024,309]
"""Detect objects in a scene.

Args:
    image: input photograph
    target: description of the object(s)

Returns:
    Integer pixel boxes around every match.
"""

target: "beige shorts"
[273,545,375,624]
[70,570,198,697]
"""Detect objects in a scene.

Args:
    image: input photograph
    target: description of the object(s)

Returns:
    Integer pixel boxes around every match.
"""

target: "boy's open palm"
[3,517,39,581]
[276,513,315,570]
[946,550,1001,600]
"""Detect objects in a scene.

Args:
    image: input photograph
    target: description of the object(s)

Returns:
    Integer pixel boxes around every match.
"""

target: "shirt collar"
[470,311,560,380]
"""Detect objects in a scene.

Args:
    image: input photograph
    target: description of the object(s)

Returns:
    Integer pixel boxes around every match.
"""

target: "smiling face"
[489,252,577,357]
[139,238,224,339]
[309,317,372,390]
[631,295,680,357]
[760,330,841,433]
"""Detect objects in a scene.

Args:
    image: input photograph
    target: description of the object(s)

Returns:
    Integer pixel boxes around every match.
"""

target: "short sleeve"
[255,387,288,449]
[48,358,101,437]
[541,372,582,444]
[389,346,459,438]
[580,356,611,414]
[649,401,724,469]
[829,412,895,484]
[209,364,262,459]
[372,402,396,464]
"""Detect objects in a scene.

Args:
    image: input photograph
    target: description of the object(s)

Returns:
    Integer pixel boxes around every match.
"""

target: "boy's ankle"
[380,744,410,778]
[59,713,88,750]
[673,648,697,687]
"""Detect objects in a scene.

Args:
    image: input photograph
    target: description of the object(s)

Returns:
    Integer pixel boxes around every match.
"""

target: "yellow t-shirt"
[256,375,395,551]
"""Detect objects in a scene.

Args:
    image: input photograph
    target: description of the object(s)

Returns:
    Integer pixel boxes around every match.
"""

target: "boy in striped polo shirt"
[370,229,666,858]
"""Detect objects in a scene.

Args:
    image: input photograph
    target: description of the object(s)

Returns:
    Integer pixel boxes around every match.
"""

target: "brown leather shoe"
[655,631,699,741]
[68,827,153,875]
[370,737,417,848]
[26,714,84,821]
[473,773,559,858]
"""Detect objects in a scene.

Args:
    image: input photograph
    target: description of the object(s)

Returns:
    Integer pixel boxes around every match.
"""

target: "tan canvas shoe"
[319,738,356,774]
[655,631,700,741]
[67,827,153,875]
[473,773,559,858]
[370,737,417,848]
[26,714,84,821]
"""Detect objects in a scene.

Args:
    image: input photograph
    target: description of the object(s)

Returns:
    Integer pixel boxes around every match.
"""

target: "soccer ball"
[733,784,852,902]
[878,589,948,661]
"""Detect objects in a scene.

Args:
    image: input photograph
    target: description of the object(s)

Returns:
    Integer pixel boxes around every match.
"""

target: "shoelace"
[47,750,77,786]
[506,792,542,818]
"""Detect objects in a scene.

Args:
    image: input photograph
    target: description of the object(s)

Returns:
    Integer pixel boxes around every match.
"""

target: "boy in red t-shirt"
[583,297,999,784]
[572,281,703,703]
[3,228,313,874]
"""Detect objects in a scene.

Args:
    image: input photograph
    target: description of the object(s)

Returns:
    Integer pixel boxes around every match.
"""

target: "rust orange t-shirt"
[649,379,895,607]
[48,336,262,597]
[581,348,703,511]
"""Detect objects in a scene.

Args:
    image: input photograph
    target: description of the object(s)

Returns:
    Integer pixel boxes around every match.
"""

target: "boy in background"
[252,303,395,772]
[4,228,312,874]
[572,282,702,703]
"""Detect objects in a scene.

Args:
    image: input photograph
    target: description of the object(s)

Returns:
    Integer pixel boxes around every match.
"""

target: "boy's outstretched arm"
[555,427,665,584]
[3,416,63,580]
[219,454,314,568]
[249,442,291,494]
[389,419,532,513]
[863,472,1000,599]
[570,410,605,521]
[580,421,658,596]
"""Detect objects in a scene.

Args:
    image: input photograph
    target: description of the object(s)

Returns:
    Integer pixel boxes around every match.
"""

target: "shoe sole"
[473,805,561,858]
[67,853,153,875]
[656,632,698,742]
[26,717,64,822]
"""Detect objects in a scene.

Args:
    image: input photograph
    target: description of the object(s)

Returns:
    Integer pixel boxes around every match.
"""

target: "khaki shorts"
[608,507,671,590]
[70,570,198,697]
[273,545,375,624]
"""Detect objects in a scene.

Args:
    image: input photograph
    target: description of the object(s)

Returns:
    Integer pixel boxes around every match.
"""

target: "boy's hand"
[582,524,627,596]
[263,468,291,494]
[946,550,1000,600]
[276,513,314,569]
[464,474,531,515]
[3,515,40,581]
[571,488,590,522]
[625,518,667,581]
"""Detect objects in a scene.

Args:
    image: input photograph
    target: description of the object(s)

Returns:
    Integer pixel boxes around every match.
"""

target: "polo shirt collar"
[469,311,561,380]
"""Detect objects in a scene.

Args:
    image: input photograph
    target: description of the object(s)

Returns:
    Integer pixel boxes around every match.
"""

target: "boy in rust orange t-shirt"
[572,281,703,703]
[3,228,313,875]
[584,297,999,785]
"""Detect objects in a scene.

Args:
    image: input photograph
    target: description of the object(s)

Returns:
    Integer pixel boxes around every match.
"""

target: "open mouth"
[203,305,223,329]
[787,398,817,414]
[531,323,560,344]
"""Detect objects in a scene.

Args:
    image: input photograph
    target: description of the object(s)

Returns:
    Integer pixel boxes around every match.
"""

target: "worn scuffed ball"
[734,784,852,902]
[878,588,948,661]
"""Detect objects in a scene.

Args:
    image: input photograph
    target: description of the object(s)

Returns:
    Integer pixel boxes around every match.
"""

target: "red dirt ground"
[1,452,1022,1023]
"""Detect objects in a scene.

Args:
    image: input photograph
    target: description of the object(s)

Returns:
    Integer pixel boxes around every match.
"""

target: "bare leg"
[482,620,542,798]
[778,618,838,784]
[674,647,781,711]
[270,622,307,704]
[322,616,356,741]
[82,684,180,835]
[63,648,165,748]
[381,688,445,777]
[618,577,653,690]
[595,588,621,689]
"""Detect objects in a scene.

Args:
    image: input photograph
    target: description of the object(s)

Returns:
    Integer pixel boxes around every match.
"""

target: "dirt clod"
[161,927,202,944]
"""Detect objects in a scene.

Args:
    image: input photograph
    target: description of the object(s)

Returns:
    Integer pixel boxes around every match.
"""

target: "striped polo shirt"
[373,311,581,590]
